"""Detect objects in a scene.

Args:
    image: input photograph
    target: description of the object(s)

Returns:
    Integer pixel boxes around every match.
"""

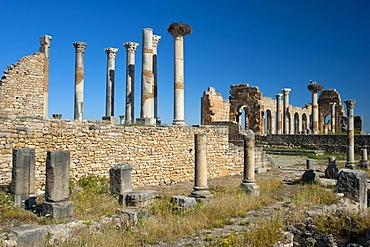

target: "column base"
[345,162,356,169]
[42,201,74,219]
[359,160,369,169]
[189,186,213,199]
[136,118,156,126]
[172,119,186,126]
[241,182,260,195]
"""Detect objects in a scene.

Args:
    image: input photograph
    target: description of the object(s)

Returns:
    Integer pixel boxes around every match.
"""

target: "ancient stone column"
[139,28,155,125]
[281,88,291,134]
[10,148,36,208]
[275,93,283,134]
[241,130,260,195]
[39,35,52,119]
[307,81,323,134]
[330,102,336,133]
[190,134,212,199]
[344,100,356,169]
[104,47,118,118]
[152,35,161,124]
[167,23,192,125]
[123,42,139,124]
[73,42,87,121]
[359,148,369,168]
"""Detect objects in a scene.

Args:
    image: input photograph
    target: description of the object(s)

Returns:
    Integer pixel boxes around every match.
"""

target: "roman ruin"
[73,41,87,121]
[104,47,118,119]
[345,99,356,169]
[152,35,161,124]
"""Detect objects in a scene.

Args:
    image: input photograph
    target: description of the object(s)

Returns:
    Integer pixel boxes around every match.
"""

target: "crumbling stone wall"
[0,53,46,117]
[318,89,345,133]
[0,117,248,188]
[201,87,230,124]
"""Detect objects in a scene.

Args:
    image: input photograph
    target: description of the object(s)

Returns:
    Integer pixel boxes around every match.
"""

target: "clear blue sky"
[2,0,370,133]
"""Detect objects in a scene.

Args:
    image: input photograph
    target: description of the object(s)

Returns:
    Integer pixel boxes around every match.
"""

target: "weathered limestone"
[325,156,339,179]
[104,47,118,118]
[359,148,369,168]
[241,130,260,195]
[43,150,74,219]
[139,28,155,125]
[152,35,161,124]
[109,163,133,195]
[190,133,212,199]
[10,148,35,208]
[10,225,48,247]
[344,100,356,169]
[168,23,192,125]
[39,35,52,119]
[282,88,291,134]
[330,102,336,133]
[308,81,323,134]
[171,195,197,210]
[124,190,156,207]
[73,42,87,121]
[336,169,367,211]
[302,158,316,183]
[123,42,139,124]
[275,93,283,134]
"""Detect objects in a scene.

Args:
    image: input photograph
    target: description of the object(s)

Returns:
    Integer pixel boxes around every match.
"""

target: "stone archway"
[265,109,273,134]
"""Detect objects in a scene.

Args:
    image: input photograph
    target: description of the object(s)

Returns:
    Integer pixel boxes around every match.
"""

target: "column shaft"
[105,48,118,117]
[73,42,87,121]
[243,131,255,182]
[39,35,52,119]
[331,103,336,133]
[194,134,208,188]
[152,35,161,122]
[282,88,291,134]
[173,36,185,125]
[276,94,282,134]
[124,42,139,124]
[345,100,356,169]
[312,92,319,134]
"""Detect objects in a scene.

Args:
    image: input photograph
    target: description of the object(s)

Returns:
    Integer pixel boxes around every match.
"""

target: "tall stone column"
[330,102,336,133]
[152,35,161,124]
[139,28,155,125]
[39,35,52,119]
[123,42,139,124]
[190,134,212,199]
[104,47,118,118]
[73,42,87,121]
[345,100,356,169]
[307,81,323,134]
[167,23,192,125]
[241,130,260,195]
[275,93,283,134]
[282,88,291,134]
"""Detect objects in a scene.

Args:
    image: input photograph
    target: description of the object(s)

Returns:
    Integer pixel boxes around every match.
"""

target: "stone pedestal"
[302,159,316,183]
[104,47,118,117]
[325,156,339,179]
[190,134,213,199]
[306,159,315,170]
[123,42,139,124]
[241,130,260,195]
[73,42,87,121]
[10,148,36,208]
[109,163,133,195]
[344,100,356,169]
[359,148,369,169]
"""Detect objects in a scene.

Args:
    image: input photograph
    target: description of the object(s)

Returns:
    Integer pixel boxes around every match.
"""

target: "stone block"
[10,224,48,247]
[120,190,156,208]
[306,159,315,170]
[118,208,148,226]
[10,148,36,208]
[241,182,260,195]
[102,116,117,124]
[170,195,197,209]
[42,201,74,219]
[302,170,316,183]
[109,163,133,195]
[336,169,367,211]
[255,167,267,174]
[45,150,70,202]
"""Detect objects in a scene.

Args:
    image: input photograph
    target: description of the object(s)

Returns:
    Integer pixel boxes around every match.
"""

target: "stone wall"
[0,117,249,188]
[256,134,370,153]
[0,53,46,117]
[201,87,230,125]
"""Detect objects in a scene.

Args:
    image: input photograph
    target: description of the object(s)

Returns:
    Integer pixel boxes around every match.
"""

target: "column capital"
[152,35,161,48]
[167,22,192,38]
[104,47,118,59]
[73,42,87,53]
[344,100,356,109]
[281,88,291,94]
[275,93,283,99]
[40,35,52,47]
[307,81,323,93]
[123,42,139,53]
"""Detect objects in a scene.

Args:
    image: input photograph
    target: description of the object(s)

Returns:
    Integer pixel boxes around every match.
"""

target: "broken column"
[139,28,155,125]
[167,23,192,125]
[302,158,316,183]
[39,35,52,119]
[10,148,36,208]
[359,148,369,168]
[241,130,260,195]
[190,133,212,199]
[43,150,74,219]
[307,81,323,134]
[275,93,283,134]
[123,42,139,124]
[282,88,291,134]
[104,47,118,119]
[152,35,161,124]
[110,163,133,195]
[330,102,336,133]
[325,156,339,179]
[344,100,356,169]
[73,41,87,121]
